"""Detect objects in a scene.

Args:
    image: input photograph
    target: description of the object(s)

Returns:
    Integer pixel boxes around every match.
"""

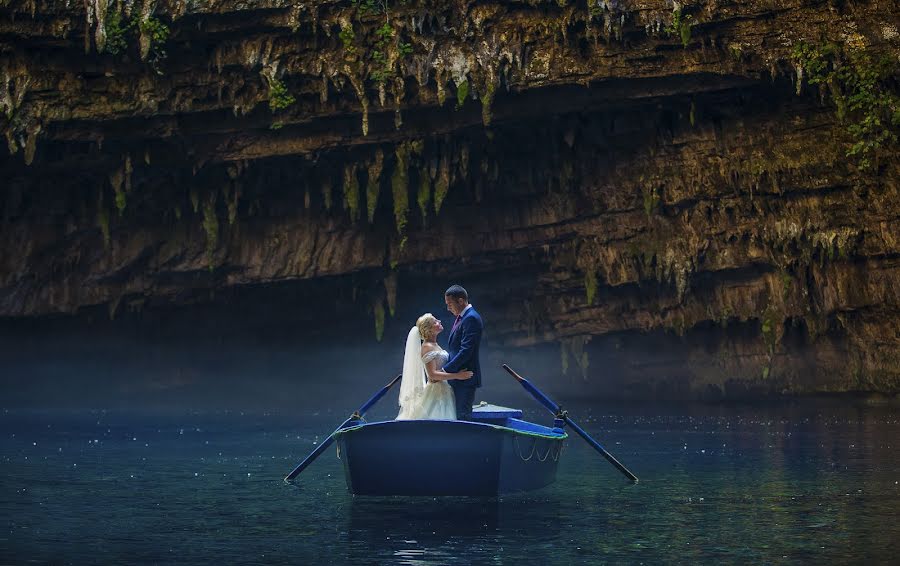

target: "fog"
[0,276,568,414]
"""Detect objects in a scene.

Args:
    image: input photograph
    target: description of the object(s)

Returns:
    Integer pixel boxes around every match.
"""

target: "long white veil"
[397,326,425,419]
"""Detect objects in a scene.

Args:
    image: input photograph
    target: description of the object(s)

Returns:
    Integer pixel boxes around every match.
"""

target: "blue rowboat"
[284,367,637,489]
[332,404,567,496]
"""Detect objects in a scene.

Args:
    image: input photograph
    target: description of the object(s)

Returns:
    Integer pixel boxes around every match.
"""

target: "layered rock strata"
[1,0,898,398]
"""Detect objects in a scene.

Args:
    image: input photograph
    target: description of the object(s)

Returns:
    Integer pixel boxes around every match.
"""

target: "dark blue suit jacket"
[443,306,483,390]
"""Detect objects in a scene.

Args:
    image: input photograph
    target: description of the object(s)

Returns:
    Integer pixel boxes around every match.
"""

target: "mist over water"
[0,314,535,412]
[0,275,549,411]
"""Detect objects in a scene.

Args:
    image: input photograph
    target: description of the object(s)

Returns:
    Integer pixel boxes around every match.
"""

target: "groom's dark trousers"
[444,306,483,421]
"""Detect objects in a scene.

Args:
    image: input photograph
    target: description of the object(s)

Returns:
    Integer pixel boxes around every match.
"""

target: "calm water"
[2,401,898,564]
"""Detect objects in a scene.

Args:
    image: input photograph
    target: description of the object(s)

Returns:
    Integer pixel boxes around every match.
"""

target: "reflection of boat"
[333,404,566,496]
[345,497,506,564]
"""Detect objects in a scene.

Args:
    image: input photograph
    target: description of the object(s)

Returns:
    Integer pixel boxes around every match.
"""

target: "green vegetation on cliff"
[391,143,411,250]
[94,9,169,74]
[139,17,170,73]
[792,42,900,169]
[103,11,129,55]
[3,0,900,395]
[344,164,361,221]
[456,80,469,110]
[667,8,693,48]
[268,78,296,111]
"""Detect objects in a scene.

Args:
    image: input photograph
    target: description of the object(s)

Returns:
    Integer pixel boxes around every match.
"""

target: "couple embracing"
[397,285,483,421]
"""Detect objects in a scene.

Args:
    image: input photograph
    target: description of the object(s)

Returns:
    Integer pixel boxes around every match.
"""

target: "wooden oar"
[502,364,638,482]
[284,374,402,482]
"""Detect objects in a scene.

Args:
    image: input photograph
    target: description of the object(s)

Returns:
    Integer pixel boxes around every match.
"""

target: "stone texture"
[1,0,898,398]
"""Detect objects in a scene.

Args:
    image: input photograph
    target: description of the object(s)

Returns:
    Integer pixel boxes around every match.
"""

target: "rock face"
[1,0,899,399]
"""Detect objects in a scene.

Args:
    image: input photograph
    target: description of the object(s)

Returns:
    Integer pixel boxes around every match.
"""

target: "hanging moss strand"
[202,195,219,272]
[392,143,410,248]
[343,164,360,221]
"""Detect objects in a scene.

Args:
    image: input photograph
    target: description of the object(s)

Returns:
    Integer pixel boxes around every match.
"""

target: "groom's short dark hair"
[445,284,468,301]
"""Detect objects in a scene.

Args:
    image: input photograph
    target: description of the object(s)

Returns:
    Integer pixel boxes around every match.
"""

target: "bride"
[397,313,473,420]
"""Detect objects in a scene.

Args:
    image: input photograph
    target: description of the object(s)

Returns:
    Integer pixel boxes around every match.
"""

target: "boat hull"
[334,419,565,496]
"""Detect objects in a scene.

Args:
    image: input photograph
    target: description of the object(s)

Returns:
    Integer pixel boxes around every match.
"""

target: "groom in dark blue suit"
[442,284,483,420]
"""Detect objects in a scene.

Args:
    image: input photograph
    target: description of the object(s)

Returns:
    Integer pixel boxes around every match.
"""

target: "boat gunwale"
[332,418,568,441]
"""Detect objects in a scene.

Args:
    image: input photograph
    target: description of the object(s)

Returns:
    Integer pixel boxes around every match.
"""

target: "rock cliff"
[1,0,898,398]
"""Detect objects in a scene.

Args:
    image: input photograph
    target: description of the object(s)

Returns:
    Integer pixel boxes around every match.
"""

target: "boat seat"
[470,402,523,425]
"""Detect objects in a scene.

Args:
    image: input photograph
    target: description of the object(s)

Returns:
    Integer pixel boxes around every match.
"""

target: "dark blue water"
[2,401,898,564]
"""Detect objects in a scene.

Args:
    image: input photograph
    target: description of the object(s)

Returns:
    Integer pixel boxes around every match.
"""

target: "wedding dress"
[397,327,457,420]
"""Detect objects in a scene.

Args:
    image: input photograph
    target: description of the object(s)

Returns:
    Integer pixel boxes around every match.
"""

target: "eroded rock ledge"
[1,0,899,398]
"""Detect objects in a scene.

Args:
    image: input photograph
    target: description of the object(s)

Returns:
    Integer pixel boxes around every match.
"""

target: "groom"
[442,284,483,420]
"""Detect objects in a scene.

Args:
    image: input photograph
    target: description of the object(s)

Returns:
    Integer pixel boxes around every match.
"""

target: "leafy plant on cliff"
[345,1,414,88]
[666,8,693,48]
[140,17,170,74]
[99,11,167,74]
[104,11,131,55]
[140,17,169,48]
[339,24,356,54]
[351,0,384,16]
[792,41,900,170]
[268,78,296,111]
[369,22,413,85]
[369,23,395,84]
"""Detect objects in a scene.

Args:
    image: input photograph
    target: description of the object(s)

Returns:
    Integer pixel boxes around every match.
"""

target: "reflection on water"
[1,401,898,564]
[348,499,504,565]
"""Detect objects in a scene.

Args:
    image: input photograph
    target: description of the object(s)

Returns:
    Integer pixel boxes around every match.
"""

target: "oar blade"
[284,435,336,482]
[564,416,638,482]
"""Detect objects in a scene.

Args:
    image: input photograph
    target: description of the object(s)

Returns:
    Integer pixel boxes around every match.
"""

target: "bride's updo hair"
[416,313,439,341]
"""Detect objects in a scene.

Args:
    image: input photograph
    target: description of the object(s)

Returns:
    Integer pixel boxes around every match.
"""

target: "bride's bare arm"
[425,359,473,381]
[421,344,473,382]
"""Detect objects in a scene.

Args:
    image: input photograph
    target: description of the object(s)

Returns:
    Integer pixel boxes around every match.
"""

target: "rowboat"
[285,365,637,494]
[334,404,566,496]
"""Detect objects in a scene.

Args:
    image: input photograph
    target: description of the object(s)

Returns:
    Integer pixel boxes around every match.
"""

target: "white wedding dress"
[396,327,457,420]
